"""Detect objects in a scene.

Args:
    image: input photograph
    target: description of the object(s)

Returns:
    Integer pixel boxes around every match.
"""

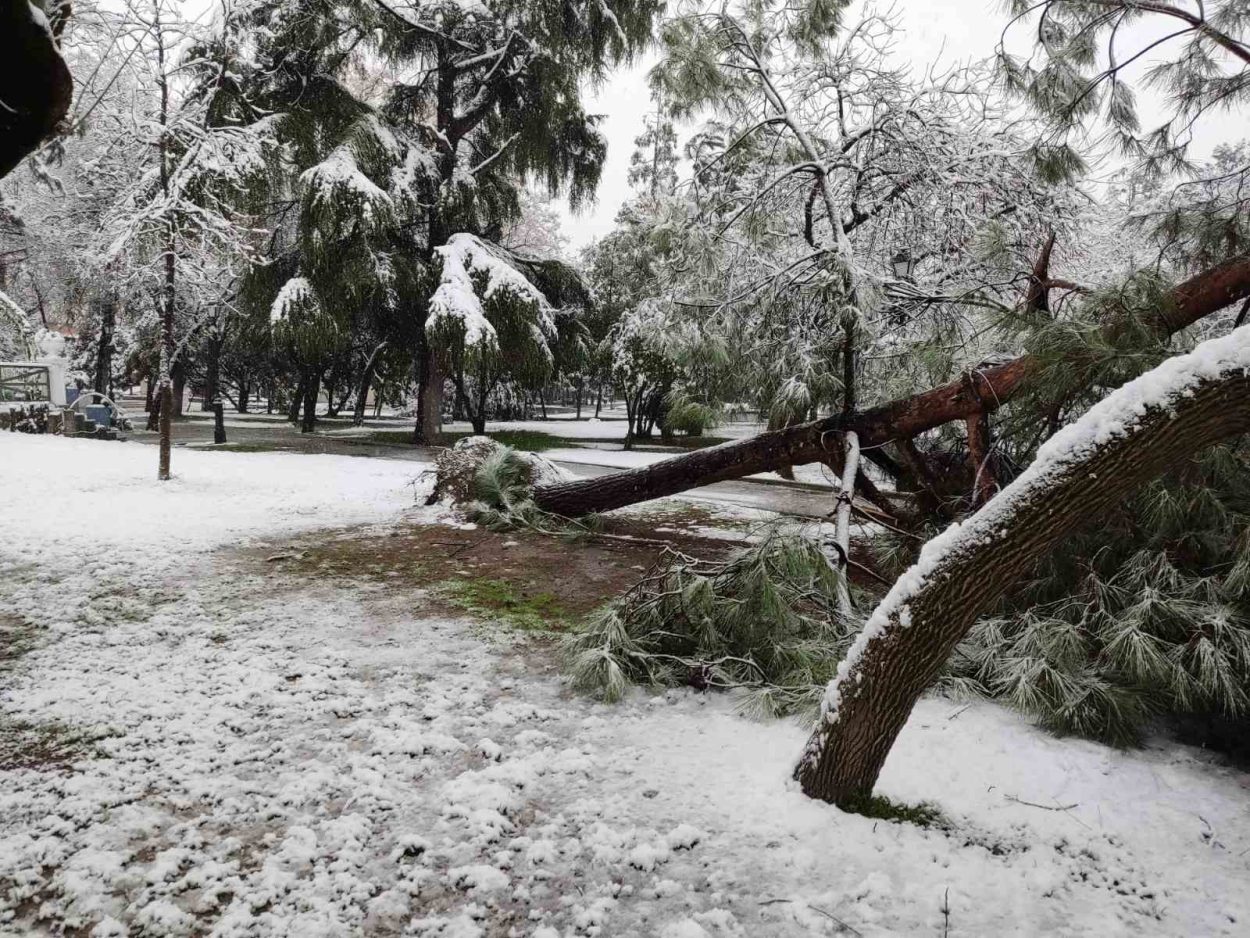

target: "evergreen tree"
[218,0,660,438]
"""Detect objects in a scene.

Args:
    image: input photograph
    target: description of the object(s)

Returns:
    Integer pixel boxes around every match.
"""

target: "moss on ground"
[438,577,570,631]
[0,717,96,772]
[840,793,946,828]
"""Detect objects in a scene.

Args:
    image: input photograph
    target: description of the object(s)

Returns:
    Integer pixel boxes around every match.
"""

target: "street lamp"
[890,250,916,281]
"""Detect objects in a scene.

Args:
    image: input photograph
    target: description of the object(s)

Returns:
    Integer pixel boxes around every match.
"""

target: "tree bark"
[414,340,443,443]
[353,341,387,426]
[212,400,226,445]
[966,410,996,508]
[287,375,305,424]
[532,255,1250,517]
[300,372,319,433]
[93,296,115,398]
[793,346,1250,807]
[200,328,222,412]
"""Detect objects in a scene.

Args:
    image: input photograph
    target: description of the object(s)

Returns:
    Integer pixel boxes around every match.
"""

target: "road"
[114,401,837,519]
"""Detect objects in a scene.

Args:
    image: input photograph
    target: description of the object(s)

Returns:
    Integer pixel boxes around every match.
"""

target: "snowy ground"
[2,435,1248,936]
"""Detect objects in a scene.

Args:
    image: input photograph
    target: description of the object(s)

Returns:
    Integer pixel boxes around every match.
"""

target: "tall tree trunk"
[212,400,226,445]
[155,11,175,482]
[93,296,115,398]
[531,257,1250,518]
[301,372,319,433]
[353,341,387,426]
[201,329,222,412]
[794,333,1250,807]
[414,336,443,443]
[287,375,305,424]
[147,384,160,432]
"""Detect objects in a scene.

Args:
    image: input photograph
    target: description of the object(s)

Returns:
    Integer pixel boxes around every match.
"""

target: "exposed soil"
[234,505,748,632]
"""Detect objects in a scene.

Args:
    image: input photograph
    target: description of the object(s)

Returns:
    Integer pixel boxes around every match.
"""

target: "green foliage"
[838,793,946,828]
[952,444,1250,746]
[562,530,857,718]
[463,442,601,535]
[663,392,718,437]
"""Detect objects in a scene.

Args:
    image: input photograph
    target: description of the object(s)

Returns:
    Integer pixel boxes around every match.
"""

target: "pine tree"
[218,0,660,439]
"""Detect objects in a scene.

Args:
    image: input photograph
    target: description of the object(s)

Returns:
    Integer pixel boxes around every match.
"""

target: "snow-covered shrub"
[427,437,578,529]
[563,530,859,717]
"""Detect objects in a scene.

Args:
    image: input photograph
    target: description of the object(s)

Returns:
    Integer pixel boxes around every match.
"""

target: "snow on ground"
[2,435,1248,936]
[436,417,769,442]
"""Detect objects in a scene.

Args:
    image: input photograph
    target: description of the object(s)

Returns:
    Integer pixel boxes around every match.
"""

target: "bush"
[663,395,718,437]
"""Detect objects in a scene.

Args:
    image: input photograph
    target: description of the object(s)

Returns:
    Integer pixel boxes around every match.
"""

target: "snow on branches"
[429,233,555,353]
[269,276,317,325]
[817,325,1250,729]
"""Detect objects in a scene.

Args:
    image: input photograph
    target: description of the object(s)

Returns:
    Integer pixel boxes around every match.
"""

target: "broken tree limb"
[793,327,1250,807]
[531,254,1250,517]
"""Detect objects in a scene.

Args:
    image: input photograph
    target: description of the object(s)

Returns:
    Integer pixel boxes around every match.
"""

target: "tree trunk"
[793,333,1250,807]
[201,331,221,412]
[966,409,996,508]
[353,341,387,426]
[287,375,305,424]
[531,257,1250,517]
[414,341,443,443]
[155,6,175,482]
[300,373,319,433]
[212,400,226,445]
[147,385,160,432]
[93,296,115,398]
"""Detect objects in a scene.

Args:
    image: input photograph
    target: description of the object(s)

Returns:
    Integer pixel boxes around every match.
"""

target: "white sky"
[555,0,1234,250]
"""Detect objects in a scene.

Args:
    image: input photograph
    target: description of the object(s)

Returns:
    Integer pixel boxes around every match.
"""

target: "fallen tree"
[531,254,1250,518]
[792,326,1250,806]
[0,0,72,180]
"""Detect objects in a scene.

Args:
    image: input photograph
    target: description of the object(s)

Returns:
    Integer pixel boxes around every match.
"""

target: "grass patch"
[0,614,39,670]
[840,793,946,828]
[0,716,96,772]
[439,576,570,631]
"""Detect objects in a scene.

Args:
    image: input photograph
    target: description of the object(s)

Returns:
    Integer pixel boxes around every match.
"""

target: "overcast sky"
[555,0,1232,250]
